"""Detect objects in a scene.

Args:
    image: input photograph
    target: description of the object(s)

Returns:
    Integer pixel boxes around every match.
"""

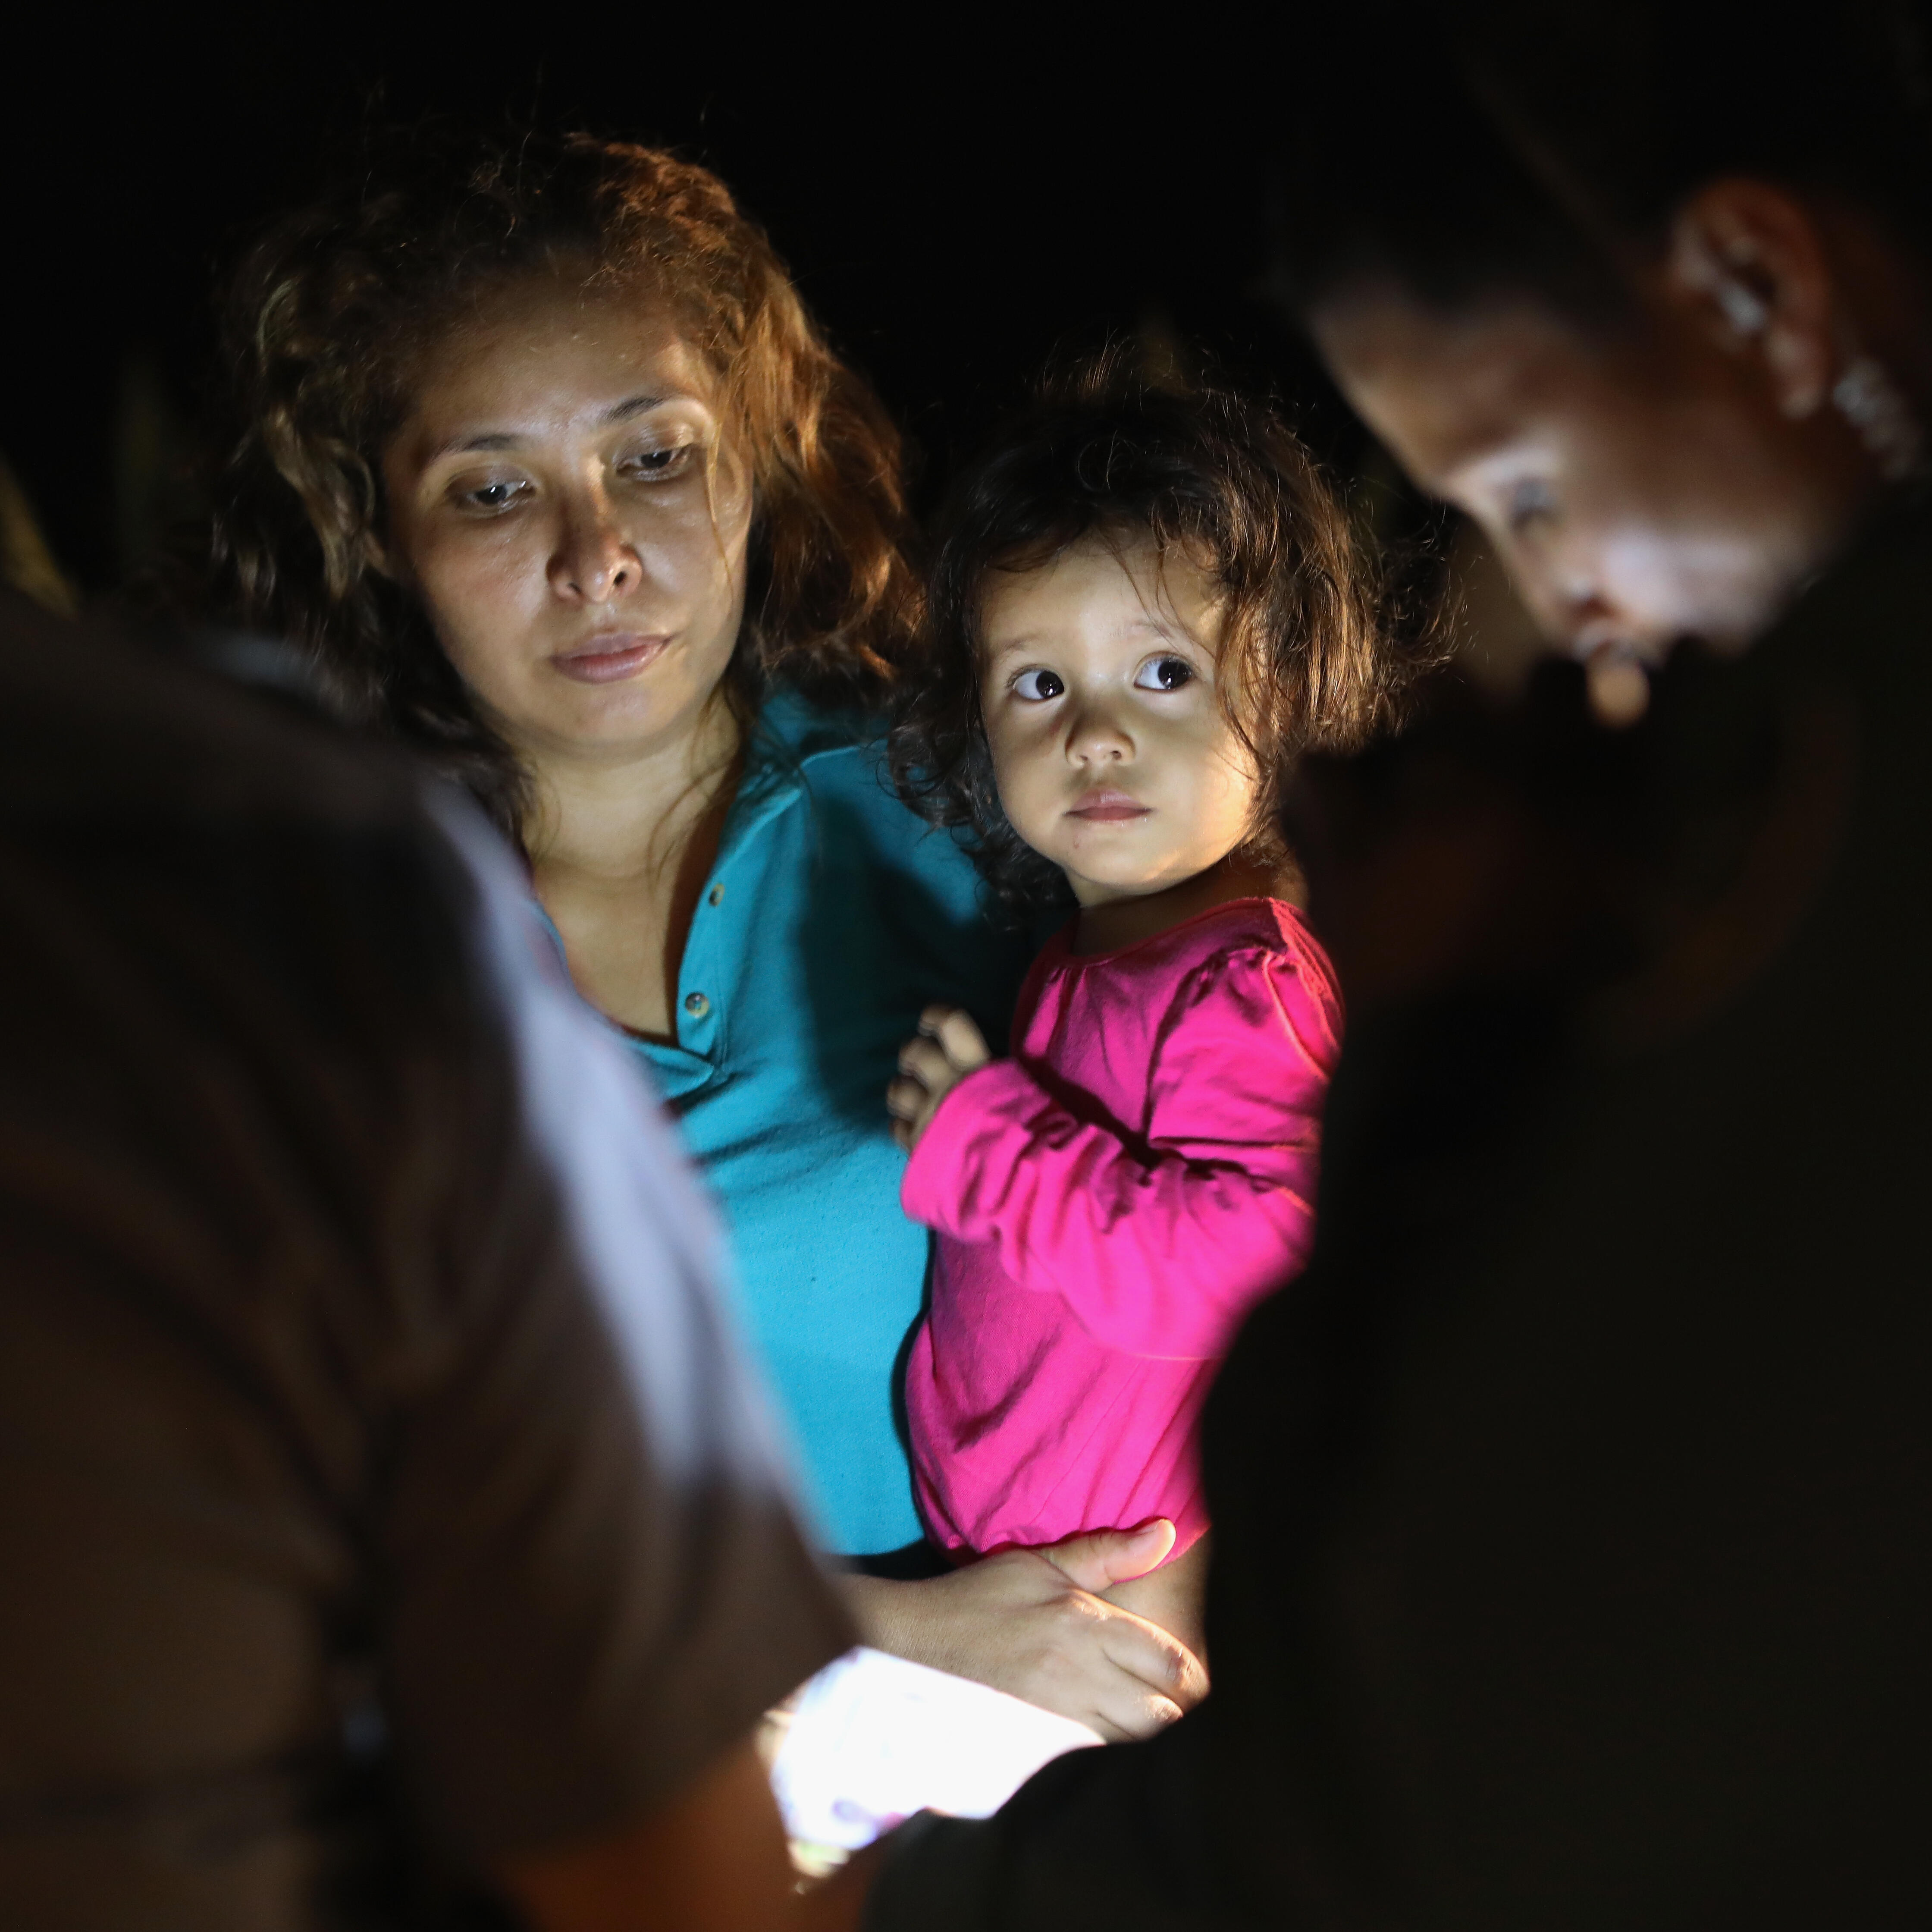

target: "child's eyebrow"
[1118,612,1217,657]
[980,631,1046,662]
[982,615,1207,665]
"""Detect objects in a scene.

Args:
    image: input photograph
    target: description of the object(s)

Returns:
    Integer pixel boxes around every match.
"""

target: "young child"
[885,370,1401,1654]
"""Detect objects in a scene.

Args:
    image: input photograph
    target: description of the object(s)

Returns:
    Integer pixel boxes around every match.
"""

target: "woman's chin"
[514,685,710,762]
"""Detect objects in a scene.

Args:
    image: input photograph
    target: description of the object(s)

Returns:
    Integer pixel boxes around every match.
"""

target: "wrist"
[837,1572,943,1661]
[910,1069,969,1150]
[900,1060,1008,1223]
[836,1572,899,1646]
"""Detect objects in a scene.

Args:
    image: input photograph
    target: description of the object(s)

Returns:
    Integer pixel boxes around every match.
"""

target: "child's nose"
[1064,696,1132,762]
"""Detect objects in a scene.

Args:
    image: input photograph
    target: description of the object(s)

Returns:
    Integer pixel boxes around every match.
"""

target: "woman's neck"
[1071,846,1305,957]
[521,694,744,1039]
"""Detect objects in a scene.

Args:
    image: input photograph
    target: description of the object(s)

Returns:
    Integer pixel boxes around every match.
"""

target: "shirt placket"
[659,761,805,1090]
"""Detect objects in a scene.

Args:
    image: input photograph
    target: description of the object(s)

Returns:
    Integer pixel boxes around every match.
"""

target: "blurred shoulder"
[0,596,428,838]
[0,598,488,1061]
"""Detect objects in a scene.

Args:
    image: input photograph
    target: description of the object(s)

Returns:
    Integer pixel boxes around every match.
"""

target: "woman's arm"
[841,1522,1208,1742]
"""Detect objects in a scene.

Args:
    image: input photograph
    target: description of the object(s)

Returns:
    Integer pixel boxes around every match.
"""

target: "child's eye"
[1012,669,1066,702]
[1133,655,1196,692]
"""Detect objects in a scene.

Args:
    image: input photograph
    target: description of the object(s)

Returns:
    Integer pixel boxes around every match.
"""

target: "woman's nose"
[550,493,640,604]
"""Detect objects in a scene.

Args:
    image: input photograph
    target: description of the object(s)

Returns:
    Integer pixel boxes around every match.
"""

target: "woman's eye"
[1133,655,1195,692]
[618,444,697,483]
[459,478,530,513]
[1012,669,1066,702]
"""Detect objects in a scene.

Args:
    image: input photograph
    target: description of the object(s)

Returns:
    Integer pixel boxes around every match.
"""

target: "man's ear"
[1665,177,1839,420]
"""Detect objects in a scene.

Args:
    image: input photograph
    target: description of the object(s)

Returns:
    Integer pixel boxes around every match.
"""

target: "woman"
[209,130,1201,1738]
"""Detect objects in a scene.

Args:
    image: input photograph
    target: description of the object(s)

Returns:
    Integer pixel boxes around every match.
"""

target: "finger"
[1038,1519,1176,1593]
[933,1008,990,1070]
[891,1118,913,1152]
[918,1003,966,1038]
[1098,1611,1209,1709]
[897,1037,953,1089]
[885,1076,927,1120]
[1085,1684,1188,1744]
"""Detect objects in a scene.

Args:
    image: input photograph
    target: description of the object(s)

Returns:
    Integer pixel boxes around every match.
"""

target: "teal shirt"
[630,694,1029,1554]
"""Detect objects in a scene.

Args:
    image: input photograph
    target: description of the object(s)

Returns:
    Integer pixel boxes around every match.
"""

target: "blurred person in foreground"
[855,3,1932,1925]
[0,585,866,1930]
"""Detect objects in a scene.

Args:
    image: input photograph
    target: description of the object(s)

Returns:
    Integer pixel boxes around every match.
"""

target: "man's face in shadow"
[1309,182,1890,697]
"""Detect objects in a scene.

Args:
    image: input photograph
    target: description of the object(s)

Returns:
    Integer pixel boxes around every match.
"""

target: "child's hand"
[887,1005,990,1151]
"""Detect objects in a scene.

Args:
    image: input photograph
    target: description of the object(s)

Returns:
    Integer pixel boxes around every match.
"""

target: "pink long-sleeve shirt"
[900,896,1342,1558]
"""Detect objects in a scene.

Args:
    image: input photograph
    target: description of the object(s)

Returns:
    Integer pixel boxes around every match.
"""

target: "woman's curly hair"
[889,361,1421,918]
[209,126,917,838]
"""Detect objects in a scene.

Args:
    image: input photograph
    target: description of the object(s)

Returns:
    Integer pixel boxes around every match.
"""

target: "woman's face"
[381,276,753,763]
[1312,290,1868,669]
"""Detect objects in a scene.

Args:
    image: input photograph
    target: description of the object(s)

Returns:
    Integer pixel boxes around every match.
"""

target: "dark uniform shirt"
[868,497,1932,1929]
[0,597,850,1928]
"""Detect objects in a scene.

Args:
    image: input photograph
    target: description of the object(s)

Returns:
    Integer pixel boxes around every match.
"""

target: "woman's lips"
[551,634,671,684]
[1066,789,1151,823]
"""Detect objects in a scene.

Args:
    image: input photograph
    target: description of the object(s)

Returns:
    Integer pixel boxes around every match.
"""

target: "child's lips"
[1066,789,1151,823]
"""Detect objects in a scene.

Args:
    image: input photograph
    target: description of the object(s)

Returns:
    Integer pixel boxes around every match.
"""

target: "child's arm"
[897,947,1337,1362]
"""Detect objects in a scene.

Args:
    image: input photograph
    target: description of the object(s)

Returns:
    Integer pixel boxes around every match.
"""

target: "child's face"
[978,534,1261,908]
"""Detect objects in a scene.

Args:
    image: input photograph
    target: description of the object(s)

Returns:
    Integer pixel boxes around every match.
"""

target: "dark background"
[1,16,1389,599]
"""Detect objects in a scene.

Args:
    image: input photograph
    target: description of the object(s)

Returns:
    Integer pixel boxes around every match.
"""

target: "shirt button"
[684,991,711,1019]
[707,883,725,907]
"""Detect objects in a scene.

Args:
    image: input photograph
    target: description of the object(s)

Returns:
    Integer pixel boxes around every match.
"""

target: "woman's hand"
[887,1005,990,1151]
[841,1521,1209,1741]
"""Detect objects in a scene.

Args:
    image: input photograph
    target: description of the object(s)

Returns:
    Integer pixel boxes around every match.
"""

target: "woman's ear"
[1665,177,1839,419]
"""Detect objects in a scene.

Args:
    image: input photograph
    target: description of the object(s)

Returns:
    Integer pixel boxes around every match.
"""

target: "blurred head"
[1277,2,1932,707]
[213,131,914,834]
[892,367,1401,917]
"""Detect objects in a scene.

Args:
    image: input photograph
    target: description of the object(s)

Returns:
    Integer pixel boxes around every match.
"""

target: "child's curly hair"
[209,126,916,840]
[890,361,1413,917]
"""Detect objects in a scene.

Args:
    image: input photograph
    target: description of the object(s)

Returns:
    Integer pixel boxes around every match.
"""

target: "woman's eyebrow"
[430,430,522,459]
[602,390,677,424]
[428,393,681,460]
